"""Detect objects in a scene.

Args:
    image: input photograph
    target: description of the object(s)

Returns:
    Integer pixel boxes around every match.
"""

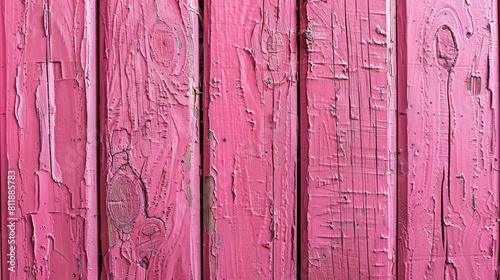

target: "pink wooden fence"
[0,0,498,279]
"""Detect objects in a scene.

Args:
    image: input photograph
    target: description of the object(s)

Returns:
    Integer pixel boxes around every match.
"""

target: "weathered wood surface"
[397,0,499,278]
[0,1,7,276]
[202,0,298,279]
[0,0,498,279]
[299,0,397,278]
[99,0,201,278]
[1,0,98,278]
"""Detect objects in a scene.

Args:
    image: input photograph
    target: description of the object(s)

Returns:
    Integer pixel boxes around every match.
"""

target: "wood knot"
[263,31,286,71]
[150,24,178,67]
[139,221,163,248]
[435,25,458,71]
[107,175,141,232]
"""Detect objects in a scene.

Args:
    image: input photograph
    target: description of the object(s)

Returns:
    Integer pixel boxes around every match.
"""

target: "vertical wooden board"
[299,0,397,278]
[203,0,297,279]
[0,0,98,279]
[0,0,6,274]
[99,0,200,278]
[398,0,499,278]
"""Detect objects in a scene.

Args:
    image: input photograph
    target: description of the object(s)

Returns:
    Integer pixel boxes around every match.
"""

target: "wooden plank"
[99,0,200,278]
[0,0,7,275]
[202,0,298,278]
[0,0,98,278]
[299,0,397,278]
[397,0,499,278]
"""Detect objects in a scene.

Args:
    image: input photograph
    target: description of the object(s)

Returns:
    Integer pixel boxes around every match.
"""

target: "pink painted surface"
[299,0,397,278]
[397,0,499,278]
[0,0,6,274]
[99,0,201,278]
[202,0,298,279]
[0,1,498,278]
[1,0,98,279]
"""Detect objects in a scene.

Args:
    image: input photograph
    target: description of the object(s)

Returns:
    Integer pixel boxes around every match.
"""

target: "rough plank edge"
[84,0,99,278]
[298,0,310,278]
[396,0,409,277]
[388,0,398,277]
[201,0,212,278]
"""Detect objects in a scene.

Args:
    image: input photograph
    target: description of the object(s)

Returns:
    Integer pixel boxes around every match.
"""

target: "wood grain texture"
[299,0,397,278]
[202,1,298,279]
[397,0,499,278]
[99,0,200,278]
[0,0,98,278]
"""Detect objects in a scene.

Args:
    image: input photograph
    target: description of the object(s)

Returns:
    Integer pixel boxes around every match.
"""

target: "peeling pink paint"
[299,0,397,278]
[202,0,298,279]
[1,1,499,279]
[397,0,499,279]
[99,0,201,278]
[0,0,7,276]
[1,0,98,279]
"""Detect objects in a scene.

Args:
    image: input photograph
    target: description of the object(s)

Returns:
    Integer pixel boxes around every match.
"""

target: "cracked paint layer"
[203,0,298,279]
[0,0,98,278]
[397,0,499,278]
[99,0,201,278]
[299,0,397,278]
